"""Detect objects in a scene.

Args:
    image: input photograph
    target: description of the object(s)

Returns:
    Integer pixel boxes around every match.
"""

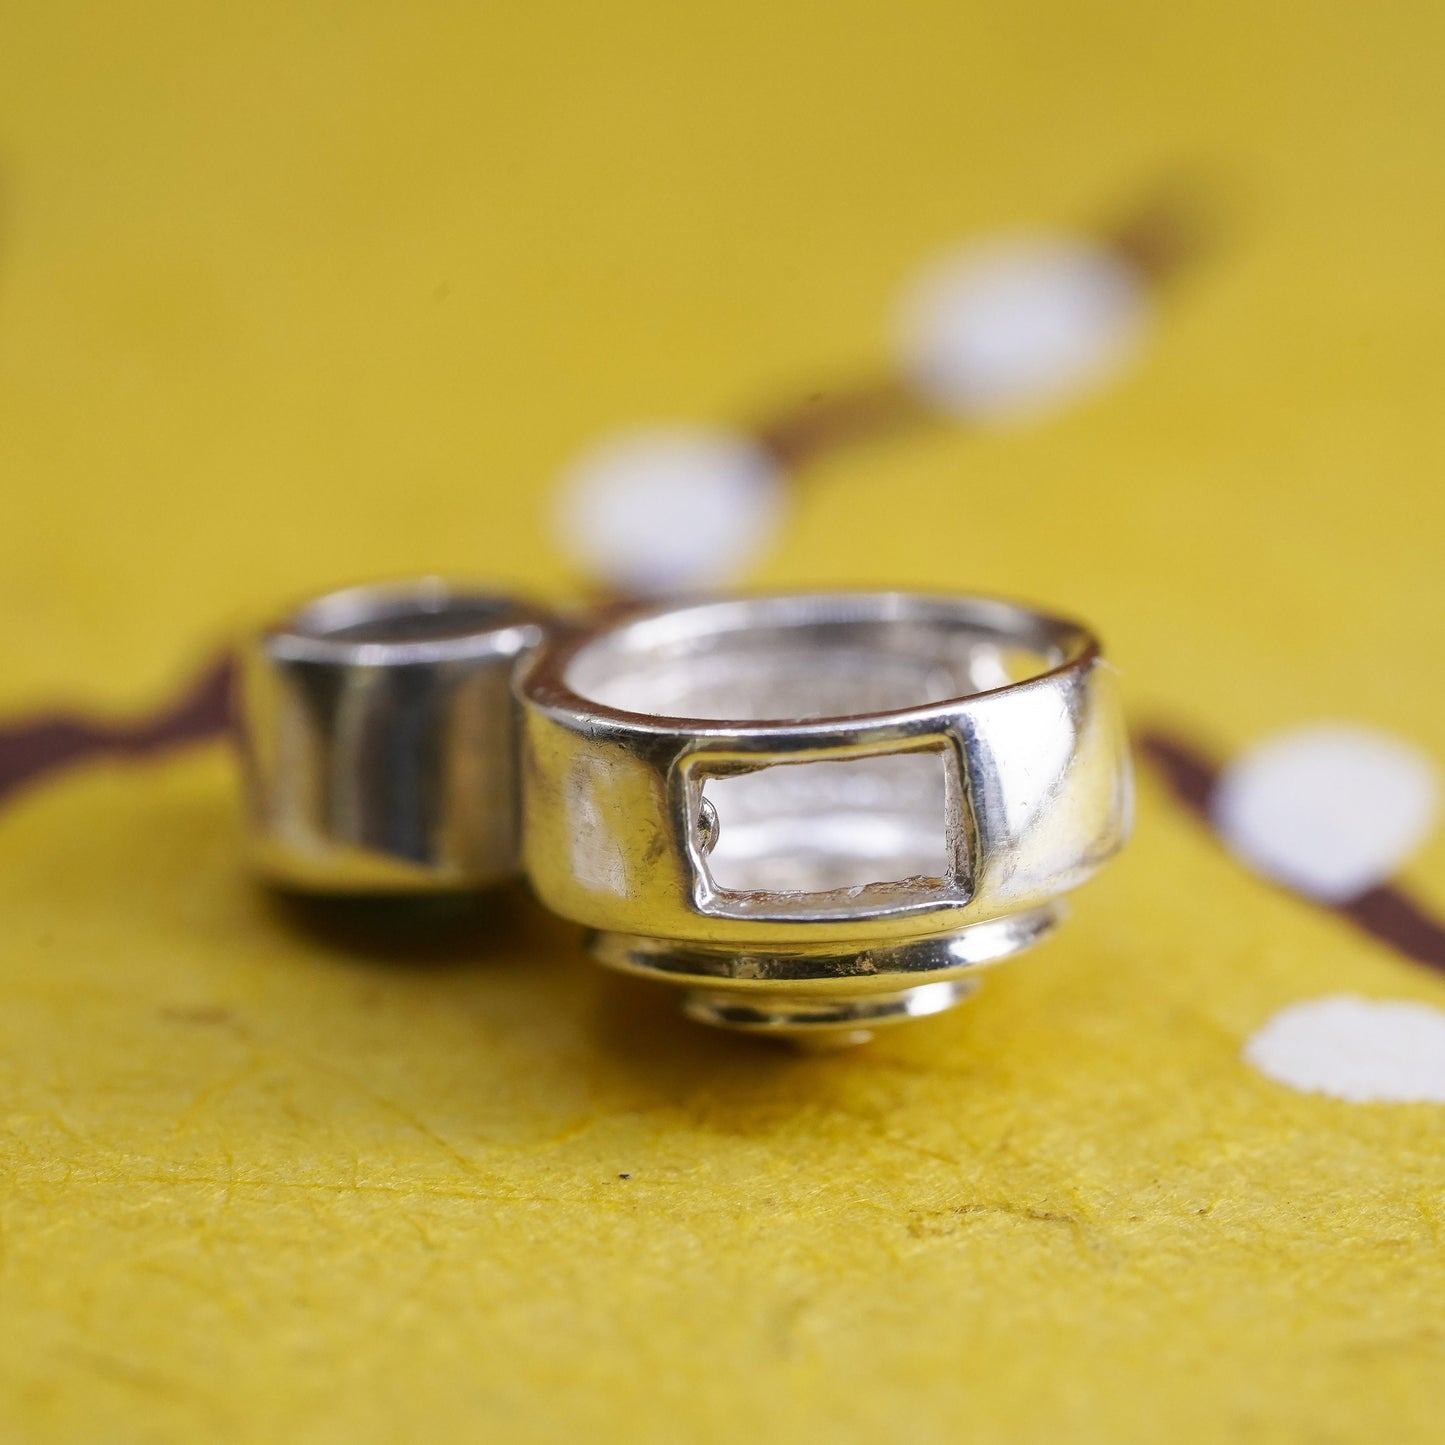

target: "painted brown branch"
[752,376,932,472]
[0,184,1229,810]
[750,182,1219,475]
[1137,727,1445,975]
[14,666,1437,980]
[0,653,234,808]
[1340,886,1445,975]
[1103,175,1227,286]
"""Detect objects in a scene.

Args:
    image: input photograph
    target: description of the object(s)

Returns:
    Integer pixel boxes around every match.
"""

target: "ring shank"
[517,591,1130,952]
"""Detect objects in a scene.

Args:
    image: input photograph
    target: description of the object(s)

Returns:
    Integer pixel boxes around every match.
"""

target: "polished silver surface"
[517,591,1132,1041]
[237,577,550,893]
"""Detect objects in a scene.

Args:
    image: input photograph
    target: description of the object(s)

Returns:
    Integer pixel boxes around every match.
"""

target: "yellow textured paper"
[1,3,1443,1440]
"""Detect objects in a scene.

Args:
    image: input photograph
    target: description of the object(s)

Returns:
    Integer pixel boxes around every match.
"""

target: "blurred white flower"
[1212,723,1438,903]
[897,236,1150,420]
[554,428,786,595]
[1244,994,1445,1103]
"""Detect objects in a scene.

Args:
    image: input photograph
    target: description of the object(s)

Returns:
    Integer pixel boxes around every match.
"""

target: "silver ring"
[517,591,1132,1042]
[237,577,550,893]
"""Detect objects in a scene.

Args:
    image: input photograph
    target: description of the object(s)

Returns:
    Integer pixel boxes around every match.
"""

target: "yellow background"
[2,2,1444,1440]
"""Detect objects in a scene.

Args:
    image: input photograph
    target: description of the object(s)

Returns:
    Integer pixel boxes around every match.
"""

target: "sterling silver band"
[517,591,1132,1040]
[238,578,550,893]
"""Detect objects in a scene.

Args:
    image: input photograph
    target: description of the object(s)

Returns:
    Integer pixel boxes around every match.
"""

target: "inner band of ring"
[527,590,1097,732]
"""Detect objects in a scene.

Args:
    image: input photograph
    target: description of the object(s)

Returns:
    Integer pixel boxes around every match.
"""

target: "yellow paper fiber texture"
[1,3,1443,1441]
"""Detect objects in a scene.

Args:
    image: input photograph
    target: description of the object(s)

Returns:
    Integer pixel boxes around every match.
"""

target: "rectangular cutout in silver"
[691,745,967,918]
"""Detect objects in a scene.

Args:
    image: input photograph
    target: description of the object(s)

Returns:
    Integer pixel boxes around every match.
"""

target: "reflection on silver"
[517,591,1132,1043]
[237,578,550,893]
